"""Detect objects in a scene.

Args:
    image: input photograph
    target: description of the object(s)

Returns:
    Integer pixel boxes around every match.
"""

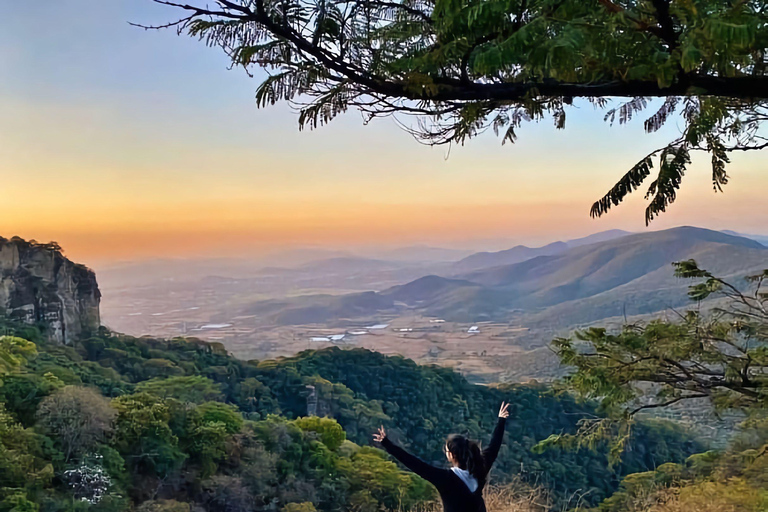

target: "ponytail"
[446,434,486,481]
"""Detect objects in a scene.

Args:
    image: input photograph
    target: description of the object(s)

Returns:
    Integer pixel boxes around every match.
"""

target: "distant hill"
[451,229,632,273]
[564,228,633,248]
[296,257,404,273]
[373,245,475,262]
[245,227,768,327]
[461,226,764,305]
[385,275,481,302]
[721,230,768,247]
[442,227,766,321]
[381,275,515,320]
[452,241,569,272]
[240,291,397,326]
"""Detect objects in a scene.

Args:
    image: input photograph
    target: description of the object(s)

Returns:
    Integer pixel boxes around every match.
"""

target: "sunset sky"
[2,1,768,268]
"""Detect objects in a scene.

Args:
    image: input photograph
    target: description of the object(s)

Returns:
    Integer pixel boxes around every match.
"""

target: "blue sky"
[1,1,767,264]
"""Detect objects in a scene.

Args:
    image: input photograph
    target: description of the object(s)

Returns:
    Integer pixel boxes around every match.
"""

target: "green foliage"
[281,503,316,512]
[111,392,186,479]
[590,430,768,512]
[186,402,244,477]
[0,322,700,511]
[136,500,189,512]
[0,403,54,493]
[189,402,243,435]
[135,376,222,404]
[336,446,434,510]
[551,260,768,461]
[0,492,39,512]
[294,417,346,451]
[155,0,768,224]
[0,336,37,383]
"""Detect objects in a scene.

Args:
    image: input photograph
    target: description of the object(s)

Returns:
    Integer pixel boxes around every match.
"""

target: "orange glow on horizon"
[4,186,767,267]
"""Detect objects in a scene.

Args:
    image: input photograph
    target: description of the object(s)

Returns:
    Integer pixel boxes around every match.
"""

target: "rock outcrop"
[0,236,100,344]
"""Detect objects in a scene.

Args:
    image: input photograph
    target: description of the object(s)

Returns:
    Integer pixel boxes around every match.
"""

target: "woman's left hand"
[373,425,387,443]
[498,402,510,419]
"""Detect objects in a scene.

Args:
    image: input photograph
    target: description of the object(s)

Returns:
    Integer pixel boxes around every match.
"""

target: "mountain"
[0,236,100,343]
[493,227,768,333]
[461,226,765,306]
[452,241,569,272]
[240,291,397,326]
[248,227,768,327]
[721,230,768,247]
[385,275,481,302]
[564,229,633,248]
[258,247,356,267]
[370,245,475,262]
[445,226,766,321]
[451,229,633,273]
[297,257,404,273]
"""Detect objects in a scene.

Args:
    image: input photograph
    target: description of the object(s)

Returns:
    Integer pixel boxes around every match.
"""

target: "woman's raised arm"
[482,402,509,469]
[374,426,451,487]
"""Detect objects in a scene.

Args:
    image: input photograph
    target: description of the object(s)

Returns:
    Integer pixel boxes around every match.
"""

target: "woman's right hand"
[498,402,510,419]
[373,425,387,443]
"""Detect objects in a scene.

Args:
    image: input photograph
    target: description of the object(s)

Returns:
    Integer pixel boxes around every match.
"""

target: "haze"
[2,1,768,269]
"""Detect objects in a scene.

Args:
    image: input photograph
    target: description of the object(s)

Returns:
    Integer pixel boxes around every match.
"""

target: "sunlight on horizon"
[2,1,768,267]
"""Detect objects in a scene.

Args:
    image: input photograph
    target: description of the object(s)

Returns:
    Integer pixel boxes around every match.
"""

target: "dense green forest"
[0,320,699,512]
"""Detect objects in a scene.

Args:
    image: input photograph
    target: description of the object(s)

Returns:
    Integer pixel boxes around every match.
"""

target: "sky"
[2,1,768,268]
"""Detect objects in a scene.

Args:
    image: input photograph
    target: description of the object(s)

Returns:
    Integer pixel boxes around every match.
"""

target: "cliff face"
[0,237,100,344]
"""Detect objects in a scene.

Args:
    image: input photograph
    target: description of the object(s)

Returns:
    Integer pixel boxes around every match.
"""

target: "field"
[101,287,553,382]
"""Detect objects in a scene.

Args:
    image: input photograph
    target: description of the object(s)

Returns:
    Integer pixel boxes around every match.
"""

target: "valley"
[99,226,768,382]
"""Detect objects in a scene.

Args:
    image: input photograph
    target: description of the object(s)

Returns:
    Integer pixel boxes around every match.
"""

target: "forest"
[1,320,699,512]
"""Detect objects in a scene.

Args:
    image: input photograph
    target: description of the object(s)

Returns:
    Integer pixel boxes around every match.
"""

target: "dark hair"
[445,434,486,480]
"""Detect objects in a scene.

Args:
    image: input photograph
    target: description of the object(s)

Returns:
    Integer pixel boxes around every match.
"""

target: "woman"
[373,402,510,512]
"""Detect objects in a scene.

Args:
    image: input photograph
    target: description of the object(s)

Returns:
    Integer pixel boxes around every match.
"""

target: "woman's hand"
[372,425,387,443]
[498,402,510,419]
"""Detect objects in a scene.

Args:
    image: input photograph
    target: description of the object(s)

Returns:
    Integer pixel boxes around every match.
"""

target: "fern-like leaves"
[644,145,691,225]
[590,155,654,218]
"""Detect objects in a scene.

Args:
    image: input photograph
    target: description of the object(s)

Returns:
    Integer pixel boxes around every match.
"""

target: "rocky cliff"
[0,236,100,344]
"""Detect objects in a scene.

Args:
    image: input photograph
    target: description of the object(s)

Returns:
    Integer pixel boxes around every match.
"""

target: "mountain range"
[239,227,768,330]
[450,229,632,272]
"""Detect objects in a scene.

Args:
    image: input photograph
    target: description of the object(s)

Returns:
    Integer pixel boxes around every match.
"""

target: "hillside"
[0,317,700,512]
[94,227,768,382]
[460,226,766,309]
[721,229,768,247]
[247,227,767,327]
[452,241,569,272]
[450,229,631,273]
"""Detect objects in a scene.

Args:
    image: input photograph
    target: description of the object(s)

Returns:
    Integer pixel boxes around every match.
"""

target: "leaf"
[298,84,351,130]
[604,97,648,126]
[706,135,730,192]
[644,146,690,225]
[673,260,711,279]
[644,97,679,133]
[590,156,654,218]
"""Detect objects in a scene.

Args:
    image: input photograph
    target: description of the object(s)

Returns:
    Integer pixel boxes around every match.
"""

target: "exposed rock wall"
[0,236,100,344]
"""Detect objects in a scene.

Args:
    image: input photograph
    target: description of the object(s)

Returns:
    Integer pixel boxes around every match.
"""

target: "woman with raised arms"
[373,402,510,512]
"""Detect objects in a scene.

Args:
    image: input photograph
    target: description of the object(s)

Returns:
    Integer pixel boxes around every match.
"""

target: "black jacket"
[380,417,506,512]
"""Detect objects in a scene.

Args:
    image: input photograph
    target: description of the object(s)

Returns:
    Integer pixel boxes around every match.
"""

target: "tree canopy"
[148,0,768,222]
[0,318,698,511]
[549,260,768,458]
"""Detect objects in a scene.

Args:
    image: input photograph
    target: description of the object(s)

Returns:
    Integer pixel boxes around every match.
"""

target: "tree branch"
[630,393,709,415]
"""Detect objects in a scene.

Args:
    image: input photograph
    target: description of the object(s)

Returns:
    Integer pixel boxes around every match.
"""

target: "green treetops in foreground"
[148,0,768,223]
[548,260,768,459]
[0,317,697,511]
